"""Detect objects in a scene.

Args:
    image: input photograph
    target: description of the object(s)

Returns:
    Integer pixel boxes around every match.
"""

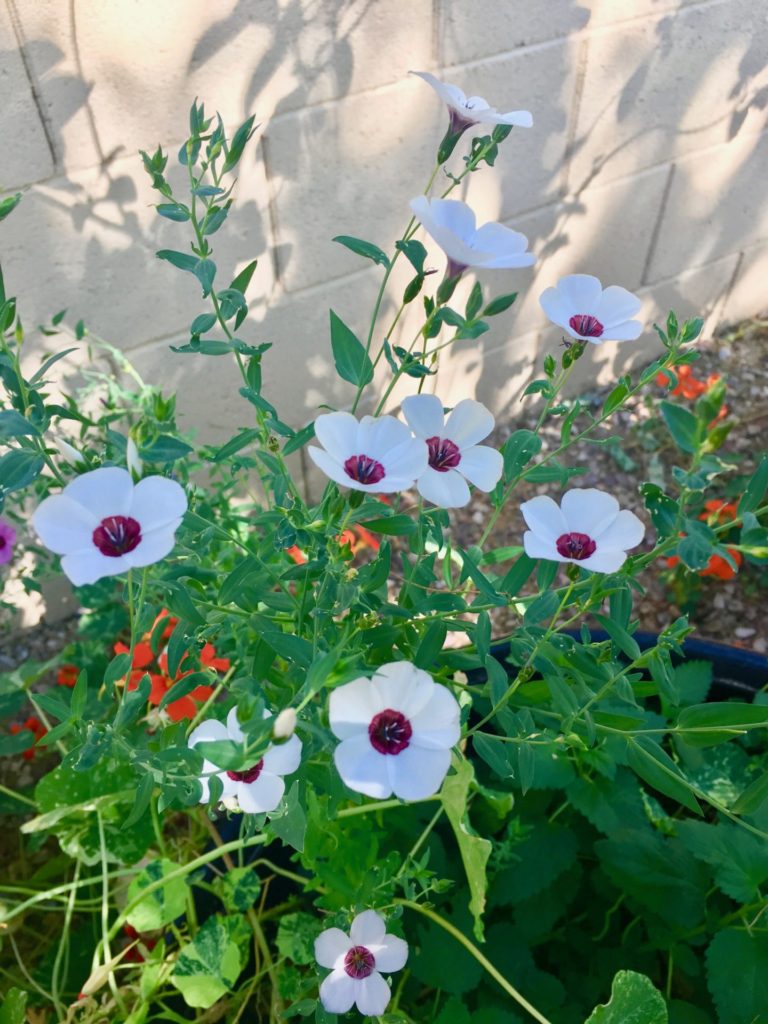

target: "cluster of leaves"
[1,102,768,1024]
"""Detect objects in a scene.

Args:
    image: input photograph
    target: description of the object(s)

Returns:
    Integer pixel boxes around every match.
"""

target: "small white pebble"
[753,639,767,653]
[734,627,756,639]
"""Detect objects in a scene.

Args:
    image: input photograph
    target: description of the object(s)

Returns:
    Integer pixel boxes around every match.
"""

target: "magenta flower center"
[369,709,412,755]
[556,532,597,561]
[568,314,604,338]
[226,759,264,784]
[343,454,386,485]
[92,515,142,557]
[344,944,375,979]
[0,536,6,549]
[426,436,462,472]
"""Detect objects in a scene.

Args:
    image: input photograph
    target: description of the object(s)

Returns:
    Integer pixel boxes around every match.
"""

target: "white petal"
[417,467,471,508]
[478,249,536,270]
[495,109,533,128]
[428,198,477,240]
[355,971,392,1016]
[334,734,391,798]
[593,509,645,551]
[315,928,352,970]
[32,494,97,554]
[314,411,359,461]
[409,196,479,266]
[539,286,571,330]
[372,663,435,718]
[262,734,302,776]
[360,415,413,459]
[472,223,531,262]
[319,970,356,1014]
[189,719,230,747]
[457,446,503,492]
[329,677,384,740]
[520,495,568,542]
[410,70,466,110]
[600,319,643,342]
[387,745,452,800]
[350,910,386,946]
[370,935,409,973]
[123,526,180,570]
[401,394,445,439]
[595,285,642,328]
[556,274,603,316]
[60,549,132,586]
[64,467,134,520]
[128,476,187,532]
[237,772,284,813]
[381,437,429,482]
[523,531,567,562]
[561,488,619,536]
[307,446,357,490]
[409,685,461,750]
[225,706,246,742]
[444,399,494,448]
[579,548,629,573]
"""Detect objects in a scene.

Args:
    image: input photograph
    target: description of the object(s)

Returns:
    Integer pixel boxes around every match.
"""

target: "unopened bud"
[272,707,297,741]
[127,437,143,481]
[453,671,469,686]
[55,436,86,468]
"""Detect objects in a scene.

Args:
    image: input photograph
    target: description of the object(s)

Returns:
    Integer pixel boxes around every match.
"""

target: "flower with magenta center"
[521,488,646,573]
[411,70,533,135]
[0,518,17,566]
[315,909,408,1016]
[31,467,187,586]
[409,196,535,279]
[189,707,302,813]
[329,661,461,800]
[401,394,503,507]
[308,411,428,494]
[539,274,643,343]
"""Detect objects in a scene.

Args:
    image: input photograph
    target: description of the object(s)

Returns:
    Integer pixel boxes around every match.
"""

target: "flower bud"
[272,707,297,741]
[127,437,143,481]
[55,436,86,468]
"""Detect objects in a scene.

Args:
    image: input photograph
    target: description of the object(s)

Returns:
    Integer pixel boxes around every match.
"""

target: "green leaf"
[229,259,259,297]
[502,429,542,480]
[276,912,323,965]
[214,866,262,913]
[440,757,491,941]
[660,401,701,454]
[141,434,193,463]
[482,292,518,317]
[126,858,189,931]
[171,915,244,1009]
[156,202,190,222]
[156,249,199,273]
[676,701,768,747]
[0,450,44,496]
[0,410,40,439]
[222,115,257,173]
[672,660,712,707]
[592,613,641,660]
[584,970,668,1024]
[359,515,416,536]
[495,823,578,906]
[676,821,768,902]
[465,282,483,321]
[269,781,306,852]
[396,238,427,274]
[210,428,260,463]
[706,929,768,1024]
[332,235,390,269]
[194,258,216,297]
[329,309,373,386]
[0,192,22,223]
[626,736,701,814]
[283,421,315,456]
[190,313,217,335]
[738,455,768,516]
[731,770,768,816]
[0,987,27,1024]
[602,381,629,416]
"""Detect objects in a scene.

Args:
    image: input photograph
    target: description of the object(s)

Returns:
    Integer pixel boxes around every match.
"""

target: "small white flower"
[126,437,143,481]
[32,466,187,586]
[521,488,645,574]
[409,196,535,278]
[308,412,428,494]
[189,708,302,814]
[329,661,460,801]
[401,394,502,508]
[539,274,643,343]
[411,70,533,135]
[272,707,297,741]
[315,909,408,1016]
[54,436,86,469]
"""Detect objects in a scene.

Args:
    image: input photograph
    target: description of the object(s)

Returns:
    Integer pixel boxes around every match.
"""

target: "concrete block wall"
[2,0,767,496]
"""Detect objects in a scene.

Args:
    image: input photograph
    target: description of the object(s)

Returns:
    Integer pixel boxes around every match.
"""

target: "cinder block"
[570,1,768,190]
[646,130,768,282]
[264,77,442,293]
[14,0,433,175]
[0,3,55,187]
[456,37,582,220]
[720,243,768,324]
[10,141,274,360]
[589,0,704,27]
[440,0,591,62]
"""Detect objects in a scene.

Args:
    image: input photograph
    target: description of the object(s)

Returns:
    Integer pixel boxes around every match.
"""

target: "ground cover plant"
[1,73,768,1024]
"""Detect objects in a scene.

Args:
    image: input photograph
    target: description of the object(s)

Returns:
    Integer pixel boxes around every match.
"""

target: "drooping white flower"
[411,70,533,135]
[54,436,86,469]
[401,394,502,508]
[539,274,643,343]
[189,708,302,814]
[126,437,143,481]
[315,910,408,1016]
[272,707,297,741]
[409,196,535,278]
[308,412,428,494]
[329,661,460,801]
[521,488,645,573]
[32,466,187,586]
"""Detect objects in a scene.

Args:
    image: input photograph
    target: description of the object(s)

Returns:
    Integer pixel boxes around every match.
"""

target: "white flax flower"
[539,274,643,343]
[411,70,533,134]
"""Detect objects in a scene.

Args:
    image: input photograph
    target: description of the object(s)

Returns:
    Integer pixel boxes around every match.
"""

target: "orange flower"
[657,367,727,426]
[285,545,307,564]
[10,716,47,760]
[701,499,738,524]
[667,499,742,580]
[57,664,79,688]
